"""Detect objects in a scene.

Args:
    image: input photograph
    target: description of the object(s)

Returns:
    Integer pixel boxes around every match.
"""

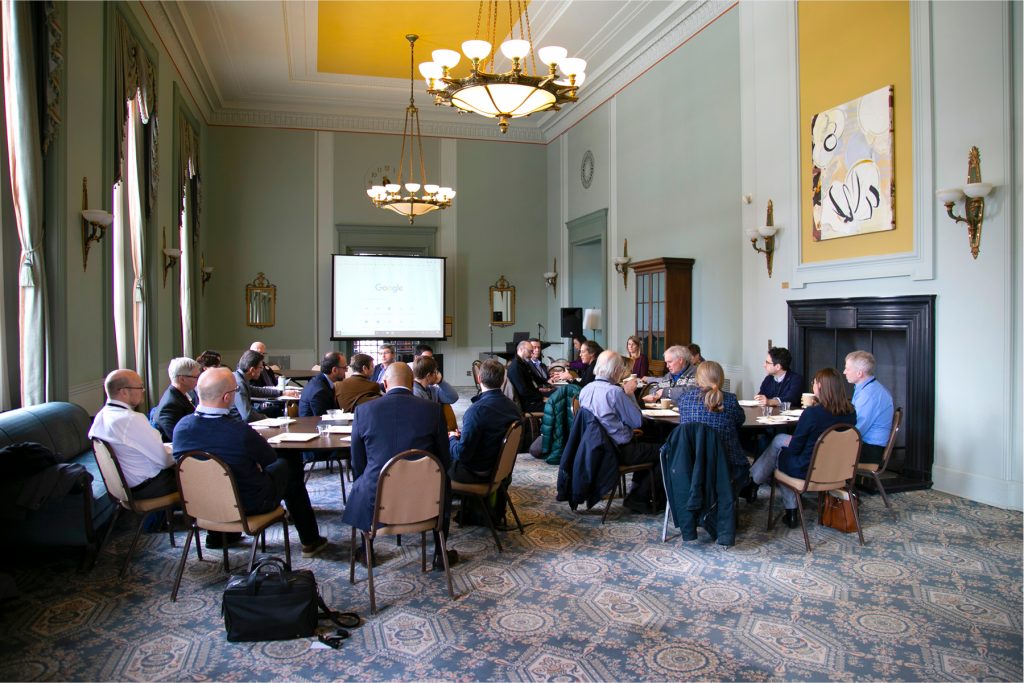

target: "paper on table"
[267,433,318,443]
[756,416,798,424]
[738,400,759,407]
[781,409,804,417]
[324,424,352,434]
[642,409,678,417]
[251,417,296,427]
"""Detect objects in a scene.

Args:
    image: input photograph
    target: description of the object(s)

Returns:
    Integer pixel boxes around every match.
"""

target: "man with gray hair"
[89,369,177,499]
[579,350,662,513]
[506,339,548,413]
[642,345,697,405]
[151,357,201,441]
[843,350,894,465]
[246,341,299,417]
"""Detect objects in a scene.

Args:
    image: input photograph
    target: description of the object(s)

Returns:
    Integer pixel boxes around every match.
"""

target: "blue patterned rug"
[0,453,1021,681]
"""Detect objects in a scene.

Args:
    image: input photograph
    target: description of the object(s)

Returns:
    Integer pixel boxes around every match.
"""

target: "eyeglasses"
[763,360,775,366]
[177,374,200,380]
[125,386,145,391]
[223,387,240,396]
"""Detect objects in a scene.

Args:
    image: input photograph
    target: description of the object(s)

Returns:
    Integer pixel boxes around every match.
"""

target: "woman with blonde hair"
[748,367,856,528]
[676,361,751,489]
[625,335,649,378]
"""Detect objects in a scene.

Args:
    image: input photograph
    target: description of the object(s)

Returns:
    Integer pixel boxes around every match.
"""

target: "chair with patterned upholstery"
[91,438,179,578]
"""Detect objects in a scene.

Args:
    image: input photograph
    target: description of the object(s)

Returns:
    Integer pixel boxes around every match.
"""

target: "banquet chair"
[91,438,180,579]
[349,450,455,614]
[855,407,902,514]
[450,421,525,552]
[171,451,291,601]
[767,424,863,552]
[470,360,483,394]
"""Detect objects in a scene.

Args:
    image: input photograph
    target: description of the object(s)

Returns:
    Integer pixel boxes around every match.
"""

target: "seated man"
[449,359,522,484]
[528,338,549,382]
[335,353,382,412]
[245,342,299,417]
[173,368,328,557]
[89,369,177,499]
[370,344,396,384]
[231,350,271,423]
[843,350,894,465]
[506,340,548,412]
[414,343,433,359]
[151,357,200,441]
[642,345,697,405]
[412,355,459,405]
[343,363,456,569]
[579,350,662,513]
[754,346,804,408]
[299,351,347,417]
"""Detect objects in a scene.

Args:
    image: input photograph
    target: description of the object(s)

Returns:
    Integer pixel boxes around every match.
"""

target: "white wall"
[739,1,1022,509]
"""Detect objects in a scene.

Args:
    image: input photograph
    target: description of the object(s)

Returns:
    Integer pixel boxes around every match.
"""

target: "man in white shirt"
[88,369,177,499]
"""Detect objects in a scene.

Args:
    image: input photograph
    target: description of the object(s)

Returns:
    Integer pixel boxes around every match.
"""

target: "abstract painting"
[811,85,894,240]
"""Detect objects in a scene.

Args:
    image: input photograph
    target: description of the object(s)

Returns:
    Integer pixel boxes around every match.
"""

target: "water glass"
[761,405,773,417]
[780,401,791,412]
[316,423,329,438]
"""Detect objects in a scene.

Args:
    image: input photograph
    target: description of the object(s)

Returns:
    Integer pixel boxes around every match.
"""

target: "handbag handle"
[245,558,289,595]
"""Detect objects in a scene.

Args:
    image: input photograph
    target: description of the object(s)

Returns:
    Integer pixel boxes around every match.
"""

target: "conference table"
[643,404,801,430]
[254,415,352,502]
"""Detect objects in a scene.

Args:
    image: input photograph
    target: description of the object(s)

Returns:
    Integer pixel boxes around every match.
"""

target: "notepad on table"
[267,433,318,443]
[251,417,296,427]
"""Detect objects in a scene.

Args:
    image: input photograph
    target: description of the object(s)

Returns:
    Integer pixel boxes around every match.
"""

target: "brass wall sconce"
[936,146,994,259]
[745,199,778,278]
[200,253,214,294]
[80,177,113,271]
[162,227,181,288]
[612,238,632,289]
[543,258,558,297]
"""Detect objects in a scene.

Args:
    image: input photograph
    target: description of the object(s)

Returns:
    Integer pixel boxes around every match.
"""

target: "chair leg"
[766,480,776,531]
[282,516,292,569]
[260,529,267,552]
[221,545,230,573]
[601,487,616,524]
[170,526,196,602]
[506,497,525,534]
[365,534,377,615]
[661,502,671,543]
[794,495,811,552]
[478,495,503,552]
[872,472,893,511]
[100,506,123,555]
[349,526,357,585]
[166,509,176,548]
[246,533,260,572]
[338,464,347,505]
[848,484,865,546]
[119,515,147,579]
[436,528,455,601]
[420,531,427,572]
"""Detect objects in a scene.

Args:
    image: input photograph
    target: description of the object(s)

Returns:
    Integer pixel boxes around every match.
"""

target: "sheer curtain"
[2,0,51,406]
[178,116,200,358]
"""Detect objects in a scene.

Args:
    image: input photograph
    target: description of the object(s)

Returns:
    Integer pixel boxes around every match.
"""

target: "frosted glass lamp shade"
[559,57,587,76]
[537,45,567,66]
[432,49,461,69]
[935,187,964,204]
[582,308,602,331]
[419,62,443,80]
[757,224,778,238]
[462,40,491,61]
[963,182,993,199]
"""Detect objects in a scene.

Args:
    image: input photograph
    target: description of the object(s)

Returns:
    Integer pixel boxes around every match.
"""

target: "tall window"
[177,114,200,358]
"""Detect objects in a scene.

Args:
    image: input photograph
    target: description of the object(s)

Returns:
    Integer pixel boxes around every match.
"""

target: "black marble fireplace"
[788,295,935,492]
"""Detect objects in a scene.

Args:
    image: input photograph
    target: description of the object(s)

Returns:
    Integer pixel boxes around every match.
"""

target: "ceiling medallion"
[366,35,455,223]
[418,1,586,134]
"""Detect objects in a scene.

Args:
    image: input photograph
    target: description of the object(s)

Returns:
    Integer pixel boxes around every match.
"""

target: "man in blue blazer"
[299,351,348,417]
[343,362,455,568]
[755,346,804,408]
[449,359,521,483]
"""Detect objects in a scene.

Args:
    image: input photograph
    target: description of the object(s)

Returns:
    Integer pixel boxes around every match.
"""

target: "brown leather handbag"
[821,493,858,533]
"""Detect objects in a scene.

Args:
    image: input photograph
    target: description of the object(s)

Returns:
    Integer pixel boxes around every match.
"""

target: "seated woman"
[625,335,649,378]
[748,367,856,528]
[676,361,750,490]
[552,340,601,388]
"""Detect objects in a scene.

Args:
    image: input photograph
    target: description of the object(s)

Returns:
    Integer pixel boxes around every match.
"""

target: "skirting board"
[932,465,1022,512]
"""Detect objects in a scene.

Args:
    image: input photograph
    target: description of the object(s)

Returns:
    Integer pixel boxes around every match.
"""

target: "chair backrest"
[491,422,524,484]
[176,451,244,525]
[877,407,903,470]
[804,424,862,492]
[470,360,483,388]
[571,397,580,417]
[648,359,666,376]
[91,438,131,506]
[373,449,445,530]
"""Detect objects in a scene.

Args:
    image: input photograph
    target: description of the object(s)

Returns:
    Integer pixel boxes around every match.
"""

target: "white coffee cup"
[277,376,287,391]
[660,398,672,409]
[801,392,815,407]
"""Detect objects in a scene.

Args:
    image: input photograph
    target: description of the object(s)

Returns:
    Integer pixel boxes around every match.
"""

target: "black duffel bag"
[222,556,318,642]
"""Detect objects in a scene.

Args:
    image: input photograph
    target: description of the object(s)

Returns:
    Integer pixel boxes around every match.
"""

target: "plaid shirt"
[675,388,747,468]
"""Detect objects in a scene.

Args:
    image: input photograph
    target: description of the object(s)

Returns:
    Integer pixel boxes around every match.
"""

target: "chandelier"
[417,1,586,134]
[366,35,455,223]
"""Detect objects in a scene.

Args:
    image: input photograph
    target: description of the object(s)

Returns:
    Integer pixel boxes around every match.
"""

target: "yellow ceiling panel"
[317,1,530,79]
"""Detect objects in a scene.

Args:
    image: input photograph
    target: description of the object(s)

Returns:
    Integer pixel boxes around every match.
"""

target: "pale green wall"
[456,140,547,348]
[202,127,316,355]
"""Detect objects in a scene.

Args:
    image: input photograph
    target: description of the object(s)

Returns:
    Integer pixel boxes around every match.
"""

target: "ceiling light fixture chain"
[419,1,586,134]
[366,34,455,224]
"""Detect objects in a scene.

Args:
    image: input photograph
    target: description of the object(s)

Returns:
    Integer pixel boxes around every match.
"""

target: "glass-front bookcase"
[633,258,694,365]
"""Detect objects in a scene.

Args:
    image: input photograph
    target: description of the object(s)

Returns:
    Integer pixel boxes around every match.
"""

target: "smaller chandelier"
[418,1,586,134]
[367,34,455,223]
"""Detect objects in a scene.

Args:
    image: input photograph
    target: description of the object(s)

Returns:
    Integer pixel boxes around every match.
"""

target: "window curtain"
[178,116,200,357]
[2,0,52,406]
[112,14,158,401]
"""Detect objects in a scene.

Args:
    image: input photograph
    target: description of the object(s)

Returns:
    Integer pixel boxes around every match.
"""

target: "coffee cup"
[801,392,815,407]
[660,398,672,409]
[277,376,287,391]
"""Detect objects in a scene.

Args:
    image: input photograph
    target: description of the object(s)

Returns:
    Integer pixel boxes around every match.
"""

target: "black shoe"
[623,497,655,514]
[432,549,459,571]
[740,481,758,504]
[205,531,243,549]
[782,509,799,529]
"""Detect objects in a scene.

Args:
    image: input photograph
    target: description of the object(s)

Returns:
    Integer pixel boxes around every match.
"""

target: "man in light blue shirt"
[844,350,894,465]
[579,350,662,512]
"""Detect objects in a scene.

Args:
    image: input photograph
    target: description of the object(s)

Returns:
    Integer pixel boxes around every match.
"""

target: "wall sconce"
[80,177,113,271]
[200,253,214,295]
[936,146,994,259]
[612,238,632,289]
[162,227,181,288]
[745,199,778,278]
[543,258,558,297]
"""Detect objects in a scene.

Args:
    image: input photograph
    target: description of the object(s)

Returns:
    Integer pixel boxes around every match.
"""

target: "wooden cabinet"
[633,257,694,361]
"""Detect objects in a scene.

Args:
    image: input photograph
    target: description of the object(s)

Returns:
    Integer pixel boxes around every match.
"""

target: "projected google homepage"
[334,256,443,338]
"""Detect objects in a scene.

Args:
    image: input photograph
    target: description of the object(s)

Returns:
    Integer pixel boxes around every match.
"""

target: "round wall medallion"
[580,150,595,189]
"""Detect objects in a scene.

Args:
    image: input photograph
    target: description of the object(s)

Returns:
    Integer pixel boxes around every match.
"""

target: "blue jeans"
[750,433,797,509]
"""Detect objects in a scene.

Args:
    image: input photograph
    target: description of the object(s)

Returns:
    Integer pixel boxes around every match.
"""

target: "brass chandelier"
[367,35,455,223]
[418,1,586,134]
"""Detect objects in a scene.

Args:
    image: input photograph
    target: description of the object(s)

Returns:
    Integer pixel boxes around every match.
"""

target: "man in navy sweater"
[173,367,328,557]
[755,346,804,408]
[449,359,522,483]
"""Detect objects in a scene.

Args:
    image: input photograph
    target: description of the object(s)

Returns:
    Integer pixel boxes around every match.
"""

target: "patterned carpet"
[0,447,1021,682]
